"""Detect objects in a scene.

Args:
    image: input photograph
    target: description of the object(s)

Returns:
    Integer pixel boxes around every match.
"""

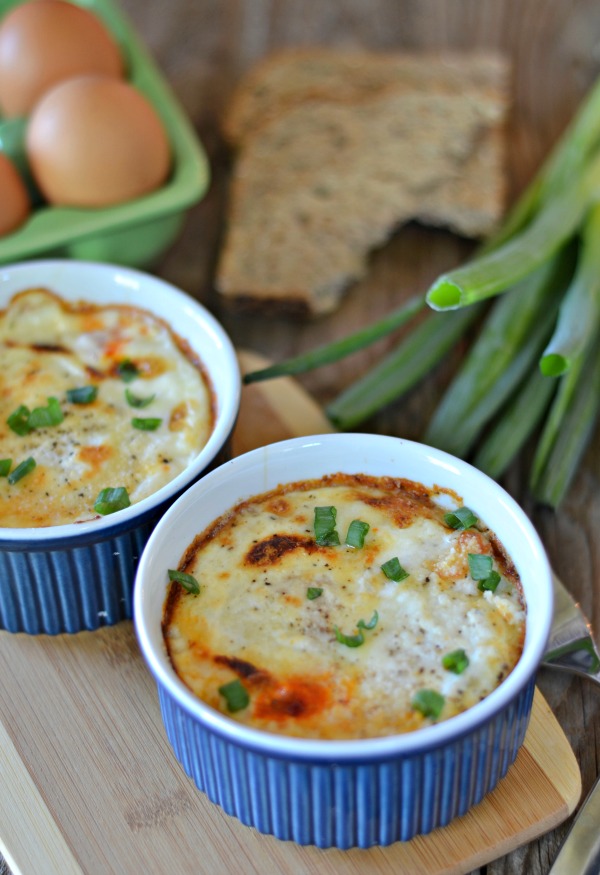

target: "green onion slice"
[444,506,478,531]
[0,459,11,477]
[412,689,445,719]
[381,557,409,582]
[131,417,162,431]
[27,396,64,429]
[116,359,140,383]
[307,587,323,600]
[478,571,501,593]
[334,626,364,648]
[125,388,156,408]
[219,679,250,712]
[357,610,379,631]
[442,648,470,674]
[467,553,494,580]
[168,568,201,595]
[7,404,32,435]
[314,505,340,546]
[345,519,370,548]
[7,456,36,484]
[94,486,131,515]
[66,386,98,404]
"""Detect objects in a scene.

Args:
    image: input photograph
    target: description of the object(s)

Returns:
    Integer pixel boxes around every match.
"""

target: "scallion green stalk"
[540,202,600,375]
[326,305,481,430]
[243,294,425,383]
[424,250,571,456]
[426,154,600,311]
[473,367,556,480]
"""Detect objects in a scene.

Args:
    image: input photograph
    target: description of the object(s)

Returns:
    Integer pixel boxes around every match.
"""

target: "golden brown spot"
[266,497,291,515]
[214,654,268,681]
[254,677,331,721]
[169,402,189,431]
[245,533,318,567]
[78,444,113,475]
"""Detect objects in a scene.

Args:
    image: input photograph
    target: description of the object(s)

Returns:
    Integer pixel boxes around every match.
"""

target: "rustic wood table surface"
[3,1,600,874]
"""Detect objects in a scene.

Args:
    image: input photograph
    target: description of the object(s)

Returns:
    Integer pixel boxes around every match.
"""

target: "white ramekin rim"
[134,433,553,762]
[0,258,241,543]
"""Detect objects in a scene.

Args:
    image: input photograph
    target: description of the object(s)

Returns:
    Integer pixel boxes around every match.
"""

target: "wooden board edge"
[0,721,84,875]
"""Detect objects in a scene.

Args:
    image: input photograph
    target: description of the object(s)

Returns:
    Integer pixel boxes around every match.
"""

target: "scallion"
[0,459,11,477]
[125,388,156,408]
[131,417,162,431]
[7,404,32,436]
[116,359,139,383]
[412,689,445,719]
[345,519,370,548]
[478,571,501,593]
[218,679,250,712]
[314,506,340,546]
[94,486,130,515]
[381,557,409,582]
[357,610,379,631]
[306,587,323,600]
[27,396,64,429]
[467,553,493,580]
[442,649,469,674]
[168,569,201,595]
[66,386,98,404]
[443,507,478,531]
[7,456,35,484]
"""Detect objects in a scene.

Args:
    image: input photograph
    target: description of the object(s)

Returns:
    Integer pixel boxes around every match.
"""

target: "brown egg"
[26,75,172,208]
[0,0,123,118]
[0,152,30,235]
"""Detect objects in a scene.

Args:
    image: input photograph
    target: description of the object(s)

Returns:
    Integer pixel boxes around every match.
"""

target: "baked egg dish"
[0,287,215,527]
[163,473,526,740]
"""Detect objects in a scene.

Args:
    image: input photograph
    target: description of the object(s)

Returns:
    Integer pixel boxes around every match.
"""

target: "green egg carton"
[0,0,210,268]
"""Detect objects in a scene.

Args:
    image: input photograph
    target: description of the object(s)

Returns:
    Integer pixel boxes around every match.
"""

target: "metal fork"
[542,572,600,875]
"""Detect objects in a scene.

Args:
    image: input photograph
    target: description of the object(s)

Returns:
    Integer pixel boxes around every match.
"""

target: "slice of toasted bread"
[217,48,510,316]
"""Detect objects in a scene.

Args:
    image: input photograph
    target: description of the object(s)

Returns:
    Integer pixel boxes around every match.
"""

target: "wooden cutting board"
[0,351,581,875]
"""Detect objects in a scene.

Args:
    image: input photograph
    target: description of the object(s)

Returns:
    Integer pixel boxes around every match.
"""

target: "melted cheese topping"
[0,288,214,527]
[164,474,526,740]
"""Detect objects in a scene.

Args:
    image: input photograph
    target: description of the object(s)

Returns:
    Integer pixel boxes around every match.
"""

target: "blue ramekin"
[134,434,553,848]
[0,259,240,634]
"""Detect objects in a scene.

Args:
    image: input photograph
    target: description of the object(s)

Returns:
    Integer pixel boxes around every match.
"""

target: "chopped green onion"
[381,557,409,582]
[444,507,478,531]
[219,679,250,712]
[27,396,64,429]
[334,626,365,648]
[7,456,36,484]
[125,388,156,408]
[306,587,323,600]
[412,689,445,719]
[168,569,200,595]
[94,486,130,515]
[7,404,32,436]
[116,359,139,383]
[131,417,162,431]
[66,386,98,404]
[442,649,469,674]
[357,610,379,631]
[314,505,340,546]
[345,519,370,548]
[478,571,501,593]
[0,459,11,477]
[467,553,494,580]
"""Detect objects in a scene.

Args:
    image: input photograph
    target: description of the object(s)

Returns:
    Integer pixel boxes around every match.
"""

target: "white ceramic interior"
[0,258,241,540]
[134,433,554,761]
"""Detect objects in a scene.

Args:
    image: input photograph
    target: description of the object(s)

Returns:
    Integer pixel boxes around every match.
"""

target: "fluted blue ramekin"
[0,259,240,634]
[134,433,553,848]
